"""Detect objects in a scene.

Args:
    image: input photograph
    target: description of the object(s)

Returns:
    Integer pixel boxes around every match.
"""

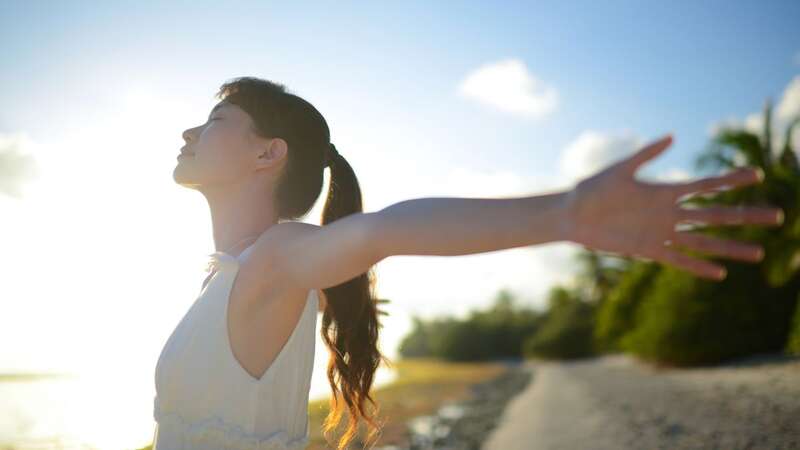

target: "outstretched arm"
[372,191,570,257]
[262,134,783,293]
[258,192,569,294]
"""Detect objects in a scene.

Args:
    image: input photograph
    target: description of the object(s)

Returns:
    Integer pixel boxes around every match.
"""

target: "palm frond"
[714,128,767,171]
[778,117,800,174]
[762,98,773,167]
[695,140,738,173]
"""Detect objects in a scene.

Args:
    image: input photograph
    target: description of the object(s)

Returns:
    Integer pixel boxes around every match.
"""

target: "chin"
[172,167,199,188]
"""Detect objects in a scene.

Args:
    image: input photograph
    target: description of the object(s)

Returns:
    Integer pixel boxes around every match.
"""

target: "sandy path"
[482,353,800,450]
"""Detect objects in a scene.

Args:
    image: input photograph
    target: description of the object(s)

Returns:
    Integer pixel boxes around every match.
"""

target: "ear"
[256,137,288,169]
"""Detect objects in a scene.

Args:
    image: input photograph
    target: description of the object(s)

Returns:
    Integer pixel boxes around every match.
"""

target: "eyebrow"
[208,102,227,118]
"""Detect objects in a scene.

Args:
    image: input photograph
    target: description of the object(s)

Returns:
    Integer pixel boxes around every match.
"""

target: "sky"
[1,0,799,380]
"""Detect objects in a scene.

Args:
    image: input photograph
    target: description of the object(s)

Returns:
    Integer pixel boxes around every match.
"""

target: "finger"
[622,134,673,174]
[666,231,764,262]
[673,167,763,198]
[677,205,784,226]
[659,248,727,280]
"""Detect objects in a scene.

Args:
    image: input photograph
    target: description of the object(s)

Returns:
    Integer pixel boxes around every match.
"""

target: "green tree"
[398,315,433,357]
[523,286,597,359]
[593,261,661,352]
[694,100,800,287]
[397,290,543,361]
[786,294,800,355]
[620,99,800,365]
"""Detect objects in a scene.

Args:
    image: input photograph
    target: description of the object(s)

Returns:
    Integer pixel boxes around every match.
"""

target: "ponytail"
[320,149,390,449]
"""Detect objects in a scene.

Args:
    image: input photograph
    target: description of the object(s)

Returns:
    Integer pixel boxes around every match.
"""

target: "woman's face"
[173,101,267,189]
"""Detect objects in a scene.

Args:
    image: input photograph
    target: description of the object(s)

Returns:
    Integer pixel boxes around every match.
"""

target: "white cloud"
[457,58,558,120]
[706,75,800,153]
[655,167,692,182]
[0,132,39,198]
[743,111,765,134]
[558,130,643,182]
[557,129,694,186]
[706,116,740,137]
[776,75,800,123]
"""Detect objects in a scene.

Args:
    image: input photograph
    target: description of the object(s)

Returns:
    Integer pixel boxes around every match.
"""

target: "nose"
[182,126,196,143]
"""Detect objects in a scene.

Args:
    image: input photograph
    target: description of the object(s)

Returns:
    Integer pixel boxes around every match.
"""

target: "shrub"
[621,263,798,366]
[785,294,800,355]
[398,290,542,361]
[593,261,661,352]
[523,287,597,360]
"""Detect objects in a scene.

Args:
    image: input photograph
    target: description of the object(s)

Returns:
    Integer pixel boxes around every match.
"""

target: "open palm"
[563,134,785,280]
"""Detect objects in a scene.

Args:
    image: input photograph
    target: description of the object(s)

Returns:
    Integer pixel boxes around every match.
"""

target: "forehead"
[210,101,234,115]
[208,101,251,122]
[208,101,256,131]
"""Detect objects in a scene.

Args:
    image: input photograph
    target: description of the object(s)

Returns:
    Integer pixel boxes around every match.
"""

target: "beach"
[483,353,800,450]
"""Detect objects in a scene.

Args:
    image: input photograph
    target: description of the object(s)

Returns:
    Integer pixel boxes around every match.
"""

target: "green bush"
[435,319,494,361]
[523,287,597,360]
[398,316,435,358]
[621,262,798,366]
[398,290,543,361]
[593,261,661,352]
[786,294,800,355]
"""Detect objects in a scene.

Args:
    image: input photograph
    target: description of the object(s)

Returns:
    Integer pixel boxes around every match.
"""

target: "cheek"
[194,129,251,176]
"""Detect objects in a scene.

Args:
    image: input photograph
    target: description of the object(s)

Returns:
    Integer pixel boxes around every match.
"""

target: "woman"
[154,76,783,450]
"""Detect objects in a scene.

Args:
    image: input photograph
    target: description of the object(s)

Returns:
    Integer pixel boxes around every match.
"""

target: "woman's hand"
[562,134,784,280]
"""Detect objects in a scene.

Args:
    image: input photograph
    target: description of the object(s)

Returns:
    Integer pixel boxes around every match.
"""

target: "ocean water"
[0,346,397,450]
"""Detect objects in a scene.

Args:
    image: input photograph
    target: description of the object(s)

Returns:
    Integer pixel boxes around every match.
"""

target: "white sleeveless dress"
[152,241,319,450]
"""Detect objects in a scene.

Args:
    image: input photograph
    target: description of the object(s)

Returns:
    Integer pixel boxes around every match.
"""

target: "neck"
[201,180,279,257]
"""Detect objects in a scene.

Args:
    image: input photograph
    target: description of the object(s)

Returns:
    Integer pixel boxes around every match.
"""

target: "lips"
[177,149,194,161]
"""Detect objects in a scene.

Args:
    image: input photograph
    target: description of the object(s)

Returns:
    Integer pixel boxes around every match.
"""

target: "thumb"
[622,134,673,174]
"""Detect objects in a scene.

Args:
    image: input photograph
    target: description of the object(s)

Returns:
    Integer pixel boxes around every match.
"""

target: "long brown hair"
[215,76,390,449]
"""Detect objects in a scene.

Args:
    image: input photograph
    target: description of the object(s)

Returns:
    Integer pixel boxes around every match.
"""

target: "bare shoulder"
[250,220,321,261]
[268,223,328,313]
[237,221,325,310]
[267,220,321,239]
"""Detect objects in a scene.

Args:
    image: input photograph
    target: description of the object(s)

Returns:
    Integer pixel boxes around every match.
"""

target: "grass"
[305,357,507,449]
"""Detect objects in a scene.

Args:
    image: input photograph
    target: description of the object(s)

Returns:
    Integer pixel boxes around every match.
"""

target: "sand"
[482,353,800,450]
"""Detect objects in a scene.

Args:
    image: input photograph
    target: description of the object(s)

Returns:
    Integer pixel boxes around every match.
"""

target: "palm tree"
[693,99,800,287]
[593,100,800,364]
